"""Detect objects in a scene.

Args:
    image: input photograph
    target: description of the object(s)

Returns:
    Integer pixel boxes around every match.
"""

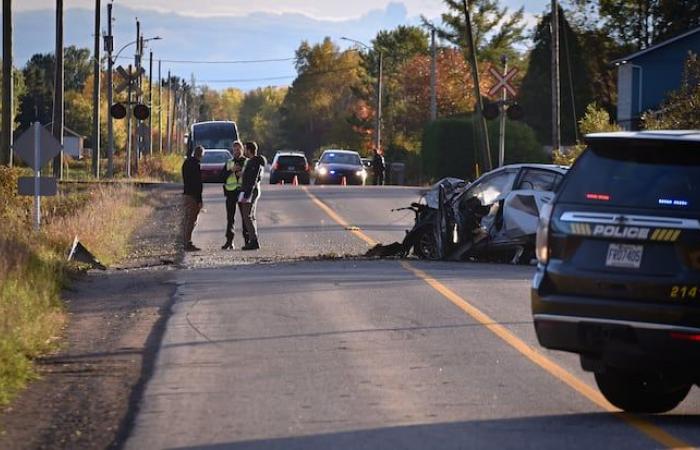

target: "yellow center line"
[304,186,695,449]
[302,186,378,246]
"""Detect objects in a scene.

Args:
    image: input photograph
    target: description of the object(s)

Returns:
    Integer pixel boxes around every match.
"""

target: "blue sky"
[7,0,551,91]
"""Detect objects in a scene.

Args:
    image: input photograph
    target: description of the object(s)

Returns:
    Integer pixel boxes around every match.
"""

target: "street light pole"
[430,27,437,122]
[148,50,153,155]
[551,0,561,153]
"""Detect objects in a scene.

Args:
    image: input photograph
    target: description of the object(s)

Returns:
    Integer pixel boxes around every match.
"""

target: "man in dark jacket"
[372,148,386,186]
[238,141,267,250]
[220,141,248,249]
[182,145,204,251]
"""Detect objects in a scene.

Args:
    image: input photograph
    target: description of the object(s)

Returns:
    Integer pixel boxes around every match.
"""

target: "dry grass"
[0,166,150,404]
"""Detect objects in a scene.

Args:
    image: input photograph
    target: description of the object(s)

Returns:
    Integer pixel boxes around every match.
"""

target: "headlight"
[318,167,328,176]
[535,202,554,264]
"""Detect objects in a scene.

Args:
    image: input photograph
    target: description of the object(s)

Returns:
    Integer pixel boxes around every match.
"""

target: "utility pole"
[133,19,140,174]
[105,1,114,177]
[91,0,101,178]
[126,64,133,177]
[462,0,492,172]
[158,59,162,153]
[551,0,561,153]
[148,50,153,155]
[498,55,507,167]
[376,51,383,152]
[166,70,172,153]
[52,0,64,179]
[2,0,13,166]
[430,28,437,121]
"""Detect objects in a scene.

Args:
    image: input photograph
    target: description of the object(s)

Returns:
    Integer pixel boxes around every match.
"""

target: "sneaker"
[185,243,201,252]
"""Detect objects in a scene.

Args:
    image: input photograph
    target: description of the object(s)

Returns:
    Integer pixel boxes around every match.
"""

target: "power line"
[198,65,362,84]
[115,56,295,64]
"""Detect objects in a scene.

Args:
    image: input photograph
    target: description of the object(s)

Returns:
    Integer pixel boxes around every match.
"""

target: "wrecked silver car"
[371,164,568,263]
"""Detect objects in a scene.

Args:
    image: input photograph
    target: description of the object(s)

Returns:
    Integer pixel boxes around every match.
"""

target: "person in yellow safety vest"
[221,141,248,250]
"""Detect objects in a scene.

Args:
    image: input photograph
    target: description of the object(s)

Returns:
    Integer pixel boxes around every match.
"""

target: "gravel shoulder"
[0,184,182,450]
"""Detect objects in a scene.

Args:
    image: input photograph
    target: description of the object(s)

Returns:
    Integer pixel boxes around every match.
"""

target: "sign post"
[488,65,519,167]
[14,122,62,230]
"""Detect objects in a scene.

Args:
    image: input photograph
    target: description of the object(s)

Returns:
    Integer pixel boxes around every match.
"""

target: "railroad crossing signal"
[488,66,518,97]
[111,65,149,120]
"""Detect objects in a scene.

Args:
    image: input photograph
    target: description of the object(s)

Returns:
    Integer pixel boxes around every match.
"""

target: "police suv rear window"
[560,143,700,210]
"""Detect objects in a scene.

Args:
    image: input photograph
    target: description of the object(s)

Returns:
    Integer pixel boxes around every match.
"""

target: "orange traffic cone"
[292,175,299,186]
[341,176,347,186]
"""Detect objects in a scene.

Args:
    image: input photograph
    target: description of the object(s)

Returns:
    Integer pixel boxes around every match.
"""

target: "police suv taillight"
[536,202,554,264]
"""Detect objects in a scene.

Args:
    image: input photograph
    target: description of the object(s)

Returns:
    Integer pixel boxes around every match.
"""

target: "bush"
[421,115,547,181]
[138,153,184,182]
[0,166,150,405]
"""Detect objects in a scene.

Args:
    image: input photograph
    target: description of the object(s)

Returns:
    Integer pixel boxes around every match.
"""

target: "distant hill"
[8,2,422,91]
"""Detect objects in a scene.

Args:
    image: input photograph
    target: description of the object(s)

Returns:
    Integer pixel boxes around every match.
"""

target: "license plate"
[605,243,643,269]
[288,166,296,171]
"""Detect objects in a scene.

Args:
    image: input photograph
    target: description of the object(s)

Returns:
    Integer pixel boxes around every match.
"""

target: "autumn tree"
[281,38,365,155]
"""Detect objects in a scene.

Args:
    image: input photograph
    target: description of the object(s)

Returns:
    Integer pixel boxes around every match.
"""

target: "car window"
[202,151,231,164]
[320,152,361,165]
[517,169,561,191]
[277,156,306,166]
[560,143,700,210]
[465,170,517,205]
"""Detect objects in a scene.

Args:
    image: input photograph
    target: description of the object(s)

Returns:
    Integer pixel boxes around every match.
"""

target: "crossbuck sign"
[488,66,518,97]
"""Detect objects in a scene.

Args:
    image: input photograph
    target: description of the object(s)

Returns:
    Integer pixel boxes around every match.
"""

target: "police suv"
[532,131,700,413]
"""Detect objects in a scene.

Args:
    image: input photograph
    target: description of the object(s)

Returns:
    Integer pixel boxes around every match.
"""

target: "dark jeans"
[224,190,249,243]
[374,170,385,186]
[239,189,260,243]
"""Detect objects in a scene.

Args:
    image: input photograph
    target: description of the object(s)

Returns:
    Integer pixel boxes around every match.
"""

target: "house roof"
[612,26,700,64]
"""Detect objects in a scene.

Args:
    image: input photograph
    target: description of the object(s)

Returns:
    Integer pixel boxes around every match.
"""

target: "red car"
[200,149,232,183]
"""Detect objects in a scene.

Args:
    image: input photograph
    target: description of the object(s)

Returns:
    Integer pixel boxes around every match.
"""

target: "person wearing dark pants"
[372,148,386,186]
[182,146,204,252]
[221,141,248,250]
[239,141,267,251]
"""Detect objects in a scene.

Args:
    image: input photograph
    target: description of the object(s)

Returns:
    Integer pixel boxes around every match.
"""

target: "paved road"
[126,184,700,449]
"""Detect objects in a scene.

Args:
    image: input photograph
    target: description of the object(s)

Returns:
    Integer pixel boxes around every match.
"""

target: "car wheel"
[414,228,441,260]
[594,368,691,413]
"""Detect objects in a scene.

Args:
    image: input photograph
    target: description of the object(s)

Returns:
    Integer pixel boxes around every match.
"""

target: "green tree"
[281,38,365,155]
[426,0,527,64]
[519,6,594,146]
[643,53,700,130]
[553,102,622,165]
[572,0,700,51]
[0,63,25,132]
[238,87,287,158]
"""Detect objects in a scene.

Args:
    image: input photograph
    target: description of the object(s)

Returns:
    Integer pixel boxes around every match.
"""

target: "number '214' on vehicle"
[532,131,700,414]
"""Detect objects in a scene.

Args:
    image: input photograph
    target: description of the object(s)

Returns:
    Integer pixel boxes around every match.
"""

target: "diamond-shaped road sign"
[14,122,62,170]
[488,66,519,97]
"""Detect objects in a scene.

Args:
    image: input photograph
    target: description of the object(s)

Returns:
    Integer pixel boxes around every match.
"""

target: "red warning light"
[586,193,611,201]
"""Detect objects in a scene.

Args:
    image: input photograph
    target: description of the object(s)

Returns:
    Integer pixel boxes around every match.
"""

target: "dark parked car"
[270,151,310,185]
[315,149,367,185]
[200,149,232,183]
[532,130,700,413]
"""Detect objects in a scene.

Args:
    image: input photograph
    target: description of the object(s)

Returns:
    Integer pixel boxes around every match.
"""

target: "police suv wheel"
[594,368,691,413]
